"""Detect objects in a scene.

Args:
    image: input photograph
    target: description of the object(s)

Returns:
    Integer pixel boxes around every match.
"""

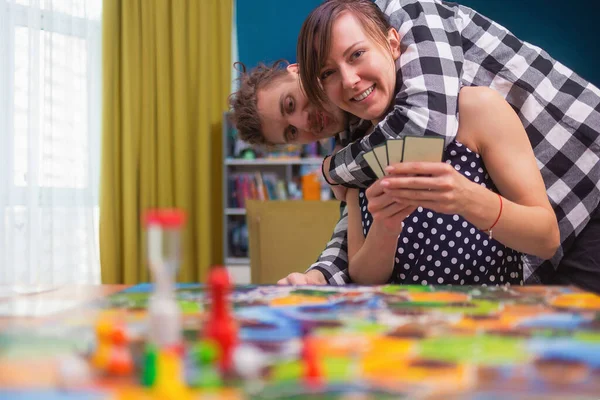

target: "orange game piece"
[205,267,238,374]
[91,316,113,370]
[111,324,128,345]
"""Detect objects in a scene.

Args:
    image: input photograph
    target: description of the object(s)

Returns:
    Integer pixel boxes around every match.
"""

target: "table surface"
[0,285,127,330]
[1,283,600,399]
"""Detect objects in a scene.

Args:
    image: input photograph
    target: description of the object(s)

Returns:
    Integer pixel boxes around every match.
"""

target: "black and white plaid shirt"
[309,0,600,284]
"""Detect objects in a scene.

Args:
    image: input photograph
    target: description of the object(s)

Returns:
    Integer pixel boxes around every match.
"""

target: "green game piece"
[141,343,158,387]
[191,340,220,366]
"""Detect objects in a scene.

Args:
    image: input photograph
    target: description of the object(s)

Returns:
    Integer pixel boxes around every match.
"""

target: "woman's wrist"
[461,181,503,232]
[370,220,404,240]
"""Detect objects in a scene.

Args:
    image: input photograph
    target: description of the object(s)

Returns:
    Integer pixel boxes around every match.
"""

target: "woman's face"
[319,12,400,124]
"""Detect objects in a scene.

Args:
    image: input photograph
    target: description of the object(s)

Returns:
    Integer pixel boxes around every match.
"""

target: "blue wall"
[236,0,599,87]
[236,0,323,68]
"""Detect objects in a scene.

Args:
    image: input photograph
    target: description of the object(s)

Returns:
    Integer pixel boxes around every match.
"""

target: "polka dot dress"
[360,140,523,286]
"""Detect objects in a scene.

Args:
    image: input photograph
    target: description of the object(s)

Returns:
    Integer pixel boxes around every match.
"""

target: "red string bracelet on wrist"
[486,193,503,240]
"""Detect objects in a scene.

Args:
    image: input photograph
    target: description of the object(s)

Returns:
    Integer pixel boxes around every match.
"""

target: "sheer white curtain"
[0,0,102,286]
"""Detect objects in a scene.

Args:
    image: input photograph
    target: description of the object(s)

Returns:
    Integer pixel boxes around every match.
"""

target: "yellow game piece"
[91,317,113,370]
[153,350,192,400]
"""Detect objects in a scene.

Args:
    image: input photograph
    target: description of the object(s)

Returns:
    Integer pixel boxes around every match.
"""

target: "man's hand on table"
[277,270,327,285]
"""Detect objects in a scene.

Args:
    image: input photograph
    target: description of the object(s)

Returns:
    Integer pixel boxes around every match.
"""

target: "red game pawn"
[302,335,323,389]
[106,323,133,376]
[205,267,238,374]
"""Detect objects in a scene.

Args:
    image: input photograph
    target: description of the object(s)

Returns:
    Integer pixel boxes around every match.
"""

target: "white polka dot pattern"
[359,140,523,286]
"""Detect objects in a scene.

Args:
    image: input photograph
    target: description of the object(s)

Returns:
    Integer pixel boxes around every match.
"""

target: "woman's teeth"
[353,85,374,102]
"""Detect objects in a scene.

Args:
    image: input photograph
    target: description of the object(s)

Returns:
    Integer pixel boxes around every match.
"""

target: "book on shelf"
[228,172,296,208]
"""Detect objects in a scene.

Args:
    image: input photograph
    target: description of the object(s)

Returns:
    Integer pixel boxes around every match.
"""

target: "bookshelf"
[221,112,332,276]
[225,158,324,166]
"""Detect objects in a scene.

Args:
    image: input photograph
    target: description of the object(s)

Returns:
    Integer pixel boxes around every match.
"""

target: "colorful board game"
[1,283,600,399]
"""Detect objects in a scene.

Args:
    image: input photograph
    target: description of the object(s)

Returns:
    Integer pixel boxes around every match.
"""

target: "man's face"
[257,64,347,145]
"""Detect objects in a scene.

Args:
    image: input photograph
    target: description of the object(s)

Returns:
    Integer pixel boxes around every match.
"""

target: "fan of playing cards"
[363,135,446,177]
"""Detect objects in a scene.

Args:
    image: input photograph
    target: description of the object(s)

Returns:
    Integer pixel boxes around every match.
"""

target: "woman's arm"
[347,186,416,284]
[457,87,560,259]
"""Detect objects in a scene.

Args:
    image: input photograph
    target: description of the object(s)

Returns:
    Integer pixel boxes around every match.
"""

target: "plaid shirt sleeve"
[306,202,352,285]
[328,0,463,188]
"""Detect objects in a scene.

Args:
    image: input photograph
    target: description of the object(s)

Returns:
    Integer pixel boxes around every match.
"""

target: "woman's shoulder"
[457,86,514,151]
[459,86,505,115]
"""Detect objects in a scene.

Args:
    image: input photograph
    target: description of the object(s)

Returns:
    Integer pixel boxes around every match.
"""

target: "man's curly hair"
[228,60,293,146]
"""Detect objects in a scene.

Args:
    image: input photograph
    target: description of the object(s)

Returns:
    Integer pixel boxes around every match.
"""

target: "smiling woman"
[298,0,398,122]
[295,0,560,287]
[316,11,400,125]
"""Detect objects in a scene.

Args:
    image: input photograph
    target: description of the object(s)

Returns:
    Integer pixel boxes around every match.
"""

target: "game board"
[1,283,600,399]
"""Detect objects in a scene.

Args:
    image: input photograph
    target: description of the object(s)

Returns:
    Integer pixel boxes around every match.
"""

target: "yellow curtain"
[100,0,231,284]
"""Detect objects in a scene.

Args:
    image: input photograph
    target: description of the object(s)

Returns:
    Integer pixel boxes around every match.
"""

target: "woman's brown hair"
[297,0,392,110]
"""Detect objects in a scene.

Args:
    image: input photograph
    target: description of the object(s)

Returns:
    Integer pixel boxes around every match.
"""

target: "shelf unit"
[221,113,326,271]
[225,157,323,166]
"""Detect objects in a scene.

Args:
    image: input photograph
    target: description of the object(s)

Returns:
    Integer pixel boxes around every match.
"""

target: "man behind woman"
[229,0,600,292]
[298,0,557,285]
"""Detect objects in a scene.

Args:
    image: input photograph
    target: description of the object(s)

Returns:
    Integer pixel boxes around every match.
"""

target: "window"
[1,0,102,285]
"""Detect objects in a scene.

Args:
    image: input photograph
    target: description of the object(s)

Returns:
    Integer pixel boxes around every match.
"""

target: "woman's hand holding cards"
[382,162,473,216]
[366,179,418,237]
